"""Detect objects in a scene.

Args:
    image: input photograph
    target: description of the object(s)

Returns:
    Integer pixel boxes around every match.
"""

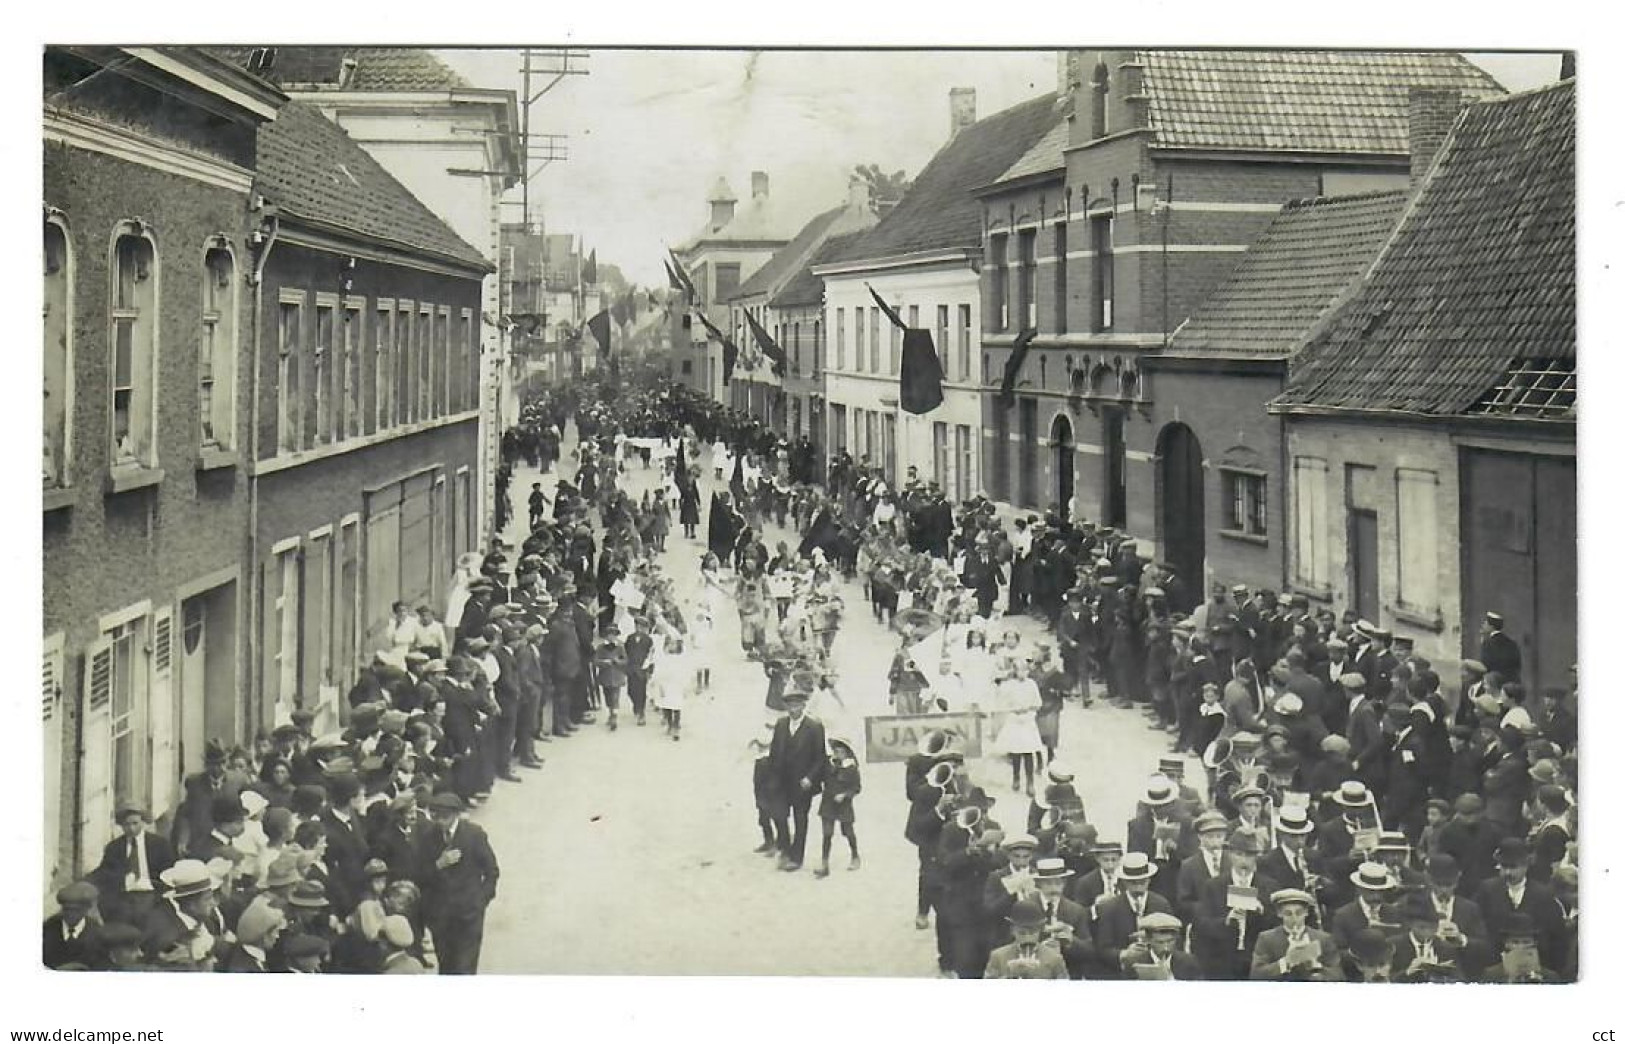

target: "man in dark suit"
[1090,852,1173,978]
[1126,776,1196,904]
[43,881,105,970]
[1028,858,1096,979]
[1422,854,1491,976]
[414,792,499,974]
[903,732,956,933]
[1249,888,1343,980]
[1479,612,1522,682]
[1343,674,1386,787]
[1117,910,1203,979]
[90,803,175,927]
[321,774,372,918]
[1190,828,1280,980]
[1330,862,1400,952]
[767,689,827,870]
[1067,840,1123,911]
[171,741,245,857]
[1474,838,1566,974]
[1176,811,1232,920]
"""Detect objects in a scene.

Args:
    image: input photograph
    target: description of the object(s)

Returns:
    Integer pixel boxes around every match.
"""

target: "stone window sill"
[106,465,165,495]
[197,447,239,472]
[42,486,75,513]
[1218,527,1269,547]
[1393,605,1445,633]
[1292,582,1334,603]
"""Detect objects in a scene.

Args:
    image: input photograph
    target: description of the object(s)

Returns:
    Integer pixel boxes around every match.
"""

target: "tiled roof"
[1166,190,1409,358]
[995,119,1069,184]
[257,102,491,271]
[1274,80,1574,418]
[208,47,470,91]
[771,230,871,309]
[1143,50,1504,155]
[828,92,1063,264]
[733,206,846,302]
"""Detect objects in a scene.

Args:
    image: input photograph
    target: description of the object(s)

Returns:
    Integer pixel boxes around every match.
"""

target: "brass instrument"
[955,805,984,833]
[926,760,959,791]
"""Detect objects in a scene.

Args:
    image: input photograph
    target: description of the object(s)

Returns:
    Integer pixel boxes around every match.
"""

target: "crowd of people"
[46,372,1579,983]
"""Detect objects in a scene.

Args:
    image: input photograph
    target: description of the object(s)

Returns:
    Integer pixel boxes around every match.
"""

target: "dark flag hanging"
[667,249,699,303]
[729,449,746,502]
[867,283,944,415]
[587,309,612,355]
[696,311,740,385]
[743,311,786,377]
[583,249,598,285]
[664,258,684,292]
[996,328,1038,407]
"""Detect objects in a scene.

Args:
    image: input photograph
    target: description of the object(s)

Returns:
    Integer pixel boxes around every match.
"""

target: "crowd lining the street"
[47,373,1578,982]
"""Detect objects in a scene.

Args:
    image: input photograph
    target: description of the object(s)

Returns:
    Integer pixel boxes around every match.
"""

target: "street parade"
[47,371,1580,982]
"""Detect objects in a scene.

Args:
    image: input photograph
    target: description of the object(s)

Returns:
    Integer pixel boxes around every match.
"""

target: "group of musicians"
[903,724,1572,982]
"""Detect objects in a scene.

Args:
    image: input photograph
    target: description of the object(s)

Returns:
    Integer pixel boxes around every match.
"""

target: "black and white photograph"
[18,17,1609,1034]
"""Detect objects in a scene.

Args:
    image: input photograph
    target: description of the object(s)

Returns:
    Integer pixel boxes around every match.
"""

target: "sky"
[439,49,1565,288]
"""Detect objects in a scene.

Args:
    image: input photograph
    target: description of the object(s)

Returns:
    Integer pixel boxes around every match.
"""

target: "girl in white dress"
[954,624,997,710]
[650,634,691,741]
[992,657,1044,796]
[712,440,732,480]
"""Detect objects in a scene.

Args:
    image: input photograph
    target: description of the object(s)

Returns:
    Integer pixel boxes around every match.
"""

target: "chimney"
[1560,51,1576,80]
[1408,87,1462,185]
[1089,59,1109,140]
[1056,50,1082,99]
[949,87,977,140]
[707,176,738,230]
[847,174,871,215]
[751,170,770,199]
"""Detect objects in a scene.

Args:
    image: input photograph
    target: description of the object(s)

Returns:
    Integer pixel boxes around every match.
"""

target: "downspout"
[246,207,279,735]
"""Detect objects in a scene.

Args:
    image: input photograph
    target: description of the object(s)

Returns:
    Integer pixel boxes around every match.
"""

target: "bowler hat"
[363,858,390,878]
[210,794,245,824]
[1427,854,1461,885]
[288,880,331,909]
[1403,895,1441,924]
[1349,927,1394,964]
[1495,838,1531,867]
[1227,828,1267,855]
[1006,899,1047,928]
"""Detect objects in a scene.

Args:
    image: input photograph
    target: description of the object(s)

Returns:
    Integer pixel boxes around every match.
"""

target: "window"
[882,414,896,484]
[467,310,481,414]
[270,545,300,723]
[337,519,360,686]
[394,302,412,426]
[374,302,394,433]
[44,219,72,488]
[1053,222,1068,334]
[835,307,846,370]
[792,322,801,377]
[1292,457,1330,587]
[870,308,881,373]
[342,303,362,439]
[110,231,158,467]
[103,616,149,818]
[417,304,433,419]
[990,234,1009,330]
[1018,229,1037,330]
[714,263,741,302]
[889,309,901,374]
[1222,470,1268,537]
[955,424,974,501]
[438,307,453,416]
[813,319,821,376]
[933,421,948,486]
[314,302,334,445]
[1396,468,1440,613]
[1091,214,1114,331]
[456,309,474,414]
[681,359,693,376]
[958,305,973,381]
[277,297,303,454]
[854,306,865,372]
[198,246,236,451]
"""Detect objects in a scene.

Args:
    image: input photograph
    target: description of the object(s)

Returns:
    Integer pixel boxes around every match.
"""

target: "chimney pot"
[949,87,977,141]
[1408,87,1463,185]
[751,171,770,199]
[848,175,871,213]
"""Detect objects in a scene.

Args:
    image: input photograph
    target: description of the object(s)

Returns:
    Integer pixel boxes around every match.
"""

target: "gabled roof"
[827,91,1063,265]
[1273,80,1574,419]
[1142,50,1503,156]
[1166,190,1409,358]
[995,119,1070,185]
[257,101,491,271]
[771,229,872,309]
[208,47,470,91]
[732,206,847,302]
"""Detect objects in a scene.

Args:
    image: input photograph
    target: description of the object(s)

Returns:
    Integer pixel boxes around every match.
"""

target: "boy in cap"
[983,899,1068,979]
[814,737,863,878]
[43,881,104,970]
[1249,888,1342,980]
[592,622,629,731]
[1120,911,1202,980]
[748,723,781,855]
[98,921,148,971]
[1341,926,1397,982]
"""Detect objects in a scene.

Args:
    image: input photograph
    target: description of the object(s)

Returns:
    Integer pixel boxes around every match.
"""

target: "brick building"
[976,50,1501,605]
[727,177,876,435]
[818,89,1058,496]
[212,46,520,552]
[1272,80,1576,693]
[249,102,492,737]
[42,46,284,889]
[670,173,796,398]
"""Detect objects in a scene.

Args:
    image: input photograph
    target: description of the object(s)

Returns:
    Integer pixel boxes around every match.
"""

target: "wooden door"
[1349,508,1380,622]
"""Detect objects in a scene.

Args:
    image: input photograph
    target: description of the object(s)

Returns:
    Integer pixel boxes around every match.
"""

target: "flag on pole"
[743,311,786,377]
[587,309,612,355]
[867,283,944,415]
[667,249,699,302]
[583,249,598,285]
[996,328,1038,407]
[695,311,739,385]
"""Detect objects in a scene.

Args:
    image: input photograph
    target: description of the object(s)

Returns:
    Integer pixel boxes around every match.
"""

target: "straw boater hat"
[1118,852,1158,881]
[1142,775,1178,807]
[159,860,215,899]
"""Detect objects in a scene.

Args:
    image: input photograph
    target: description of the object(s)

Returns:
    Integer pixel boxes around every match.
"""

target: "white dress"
[651,646,690,712]
[991,676,1044,756]
[954,645,998,708]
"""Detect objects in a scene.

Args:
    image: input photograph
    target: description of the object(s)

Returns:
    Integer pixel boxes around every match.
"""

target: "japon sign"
[864,712,985,764]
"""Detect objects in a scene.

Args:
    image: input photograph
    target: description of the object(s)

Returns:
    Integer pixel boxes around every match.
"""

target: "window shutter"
[42,639,62,723]
[87,639,113,710]
[149,605,178,817]
[79,637,114,872]
[153,608,173,677]
[42,634,65,898]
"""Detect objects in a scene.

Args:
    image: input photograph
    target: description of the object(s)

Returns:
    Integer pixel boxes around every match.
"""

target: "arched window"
[109,223,159,468]
[44,215,73,488]
[199,241,237,451]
